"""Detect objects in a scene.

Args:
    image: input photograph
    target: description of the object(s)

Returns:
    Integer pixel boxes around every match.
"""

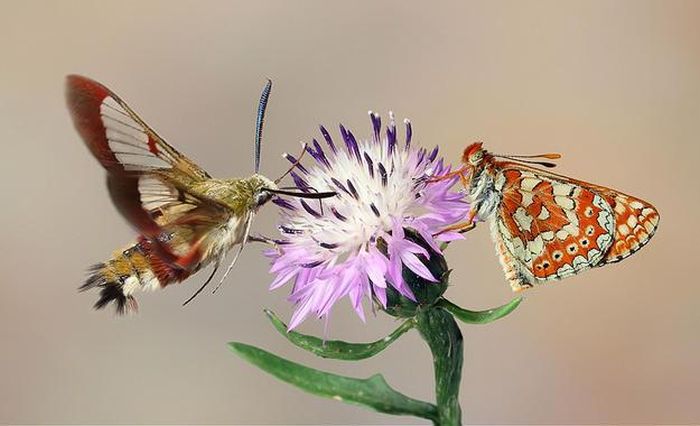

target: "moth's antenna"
[276,142,308,184]
[254,79,273,174]
[182,263,220,306]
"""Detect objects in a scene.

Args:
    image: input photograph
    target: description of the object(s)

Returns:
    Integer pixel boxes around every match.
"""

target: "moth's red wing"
[66,74,210,179]
[493,167,617,291]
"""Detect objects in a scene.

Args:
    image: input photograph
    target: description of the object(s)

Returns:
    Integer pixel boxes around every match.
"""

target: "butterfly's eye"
[469,150,484,165]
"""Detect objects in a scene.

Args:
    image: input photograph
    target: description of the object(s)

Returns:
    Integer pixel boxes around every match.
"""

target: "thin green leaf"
[437,296,523,324]
[228,342,438,422]
[264,309,414,360]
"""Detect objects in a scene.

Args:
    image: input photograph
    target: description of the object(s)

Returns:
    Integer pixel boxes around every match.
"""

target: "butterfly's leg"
[435,210,477,236]
[435,220,476,236]
[425,166,468,183]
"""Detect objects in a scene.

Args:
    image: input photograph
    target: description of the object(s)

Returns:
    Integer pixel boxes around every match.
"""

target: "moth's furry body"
[83,174,278,312]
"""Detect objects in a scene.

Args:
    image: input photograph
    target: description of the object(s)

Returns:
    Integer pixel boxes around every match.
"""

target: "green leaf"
[264,309,414,360]
[228,342,438,422]
[437,296,523,324]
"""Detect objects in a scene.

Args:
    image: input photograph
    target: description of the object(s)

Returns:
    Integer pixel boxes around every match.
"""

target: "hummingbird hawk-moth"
[67,75,334,313]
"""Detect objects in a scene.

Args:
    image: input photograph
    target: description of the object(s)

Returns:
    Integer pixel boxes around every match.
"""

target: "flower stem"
[416,307,463,426]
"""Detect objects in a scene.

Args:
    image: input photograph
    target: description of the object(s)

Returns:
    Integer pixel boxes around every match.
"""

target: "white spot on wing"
[618,224,630,236]
[563,224,580,237]
[587,248,601,263]
[554,195,574,210]
[597,233,613,250]
[513,207,533,232]
[528,235,544,257]
[520,177,540,192]
[553,183,573,196]
[615,203,626,214]
[643,220,656,233]
[571,255,588,268]
[641,208,655,217]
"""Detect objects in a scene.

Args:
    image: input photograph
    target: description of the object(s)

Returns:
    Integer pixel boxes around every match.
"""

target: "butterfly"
[66,75,335,313]
[436,142,660,291]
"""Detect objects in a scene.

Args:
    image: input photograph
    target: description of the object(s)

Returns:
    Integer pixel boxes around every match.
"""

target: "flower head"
[267,112,469,329]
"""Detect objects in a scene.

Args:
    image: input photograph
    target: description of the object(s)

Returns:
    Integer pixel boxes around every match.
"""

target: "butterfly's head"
[462,142,487,167]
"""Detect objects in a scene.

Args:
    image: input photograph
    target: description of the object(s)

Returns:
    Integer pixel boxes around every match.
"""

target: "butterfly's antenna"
[275,142,309,184]
[265,188,337,199]
[254,79,273,174]
[498,156,558,168]
[495,152,561,160]
[212,213,254,294]
[182,262,220,306]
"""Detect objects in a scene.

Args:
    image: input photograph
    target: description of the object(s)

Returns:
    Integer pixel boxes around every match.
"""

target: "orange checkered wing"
[491,164,659,291]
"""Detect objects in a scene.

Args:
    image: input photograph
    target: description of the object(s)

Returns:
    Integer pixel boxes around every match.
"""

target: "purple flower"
[267,112,470,329]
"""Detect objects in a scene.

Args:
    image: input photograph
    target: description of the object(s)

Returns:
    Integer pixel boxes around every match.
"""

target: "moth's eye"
[255,191,271,206]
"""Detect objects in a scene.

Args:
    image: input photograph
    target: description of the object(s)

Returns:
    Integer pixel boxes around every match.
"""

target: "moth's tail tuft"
[80,262,139,314]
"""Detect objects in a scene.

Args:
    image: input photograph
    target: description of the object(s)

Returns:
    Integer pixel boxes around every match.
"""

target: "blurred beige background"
[1,0,698,424]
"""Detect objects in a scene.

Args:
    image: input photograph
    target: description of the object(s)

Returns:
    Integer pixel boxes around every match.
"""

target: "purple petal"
[269,267,299,290]
[373,285,387,307]
[369,111,381,143]
[401,251,436,282]
[404,118,412,149]
[319,125,337,154]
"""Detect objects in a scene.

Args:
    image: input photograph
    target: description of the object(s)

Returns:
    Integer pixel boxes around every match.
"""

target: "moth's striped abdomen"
[81,238,191,313]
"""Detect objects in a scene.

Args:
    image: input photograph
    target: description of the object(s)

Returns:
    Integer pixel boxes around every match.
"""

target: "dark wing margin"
[66,74,210,179]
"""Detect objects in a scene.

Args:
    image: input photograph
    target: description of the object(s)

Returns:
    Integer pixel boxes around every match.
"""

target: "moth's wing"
[106,174,233,270]
[66,74,210,179]
[67,75,234,272]
[491,166,617,291]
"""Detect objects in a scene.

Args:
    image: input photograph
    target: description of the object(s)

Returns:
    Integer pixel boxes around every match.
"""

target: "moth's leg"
[249,234,280,245]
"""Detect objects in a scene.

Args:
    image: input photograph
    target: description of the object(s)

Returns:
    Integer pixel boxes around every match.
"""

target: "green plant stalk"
[416,307,463,426]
